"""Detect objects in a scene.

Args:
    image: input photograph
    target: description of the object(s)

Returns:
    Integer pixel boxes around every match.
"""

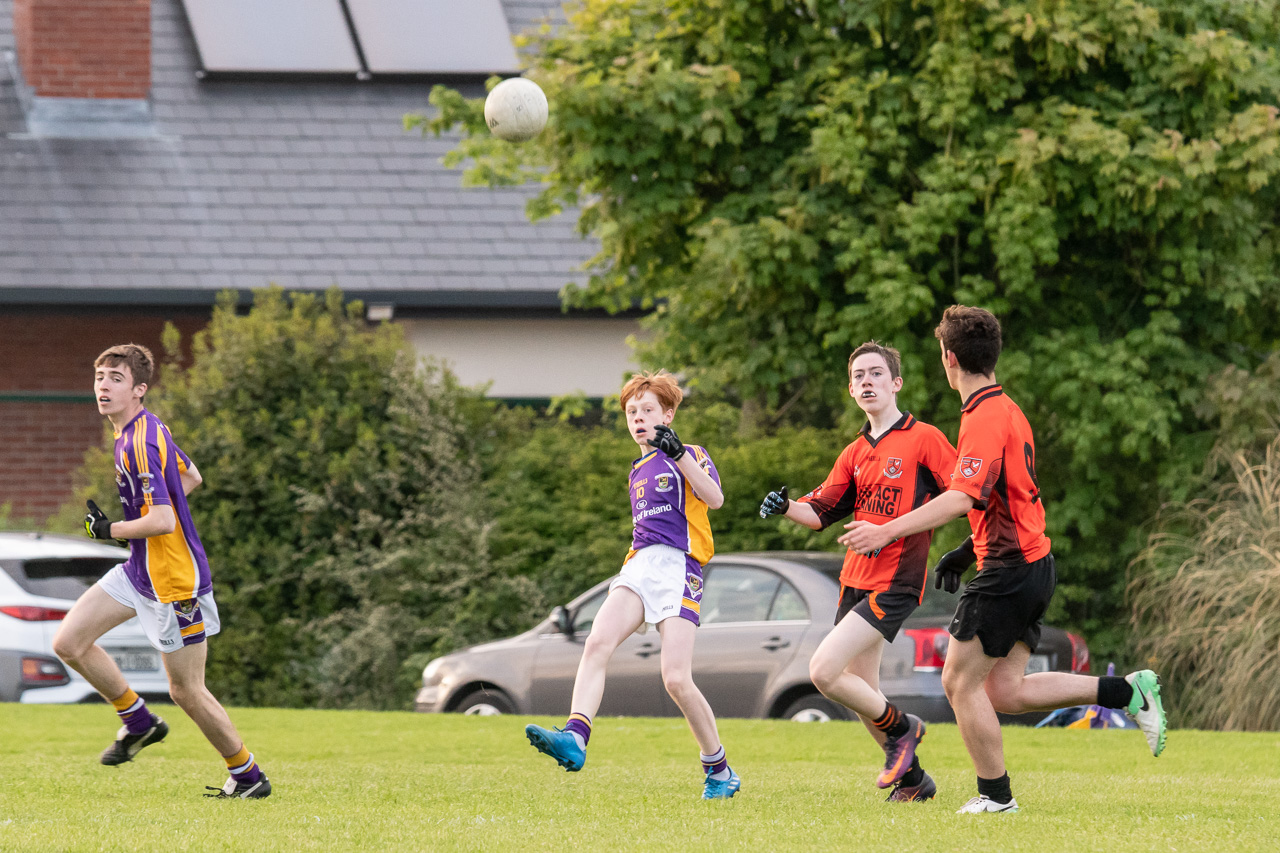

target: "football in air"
[484,77,548,142]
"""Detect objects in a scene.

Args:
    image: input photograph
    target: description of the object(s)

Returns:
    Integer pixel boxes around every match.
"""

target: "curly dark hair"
[934,305,1002,376]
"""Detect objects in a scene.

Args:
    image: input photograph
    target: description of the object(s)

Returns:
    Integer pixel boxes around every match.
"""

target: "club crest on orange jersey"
[960,457,983,478]
[883,457,903,479]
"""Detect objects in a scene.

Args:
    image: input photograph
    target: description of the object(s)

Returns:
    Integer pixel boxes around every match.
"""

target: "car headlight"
[422,656,446,686]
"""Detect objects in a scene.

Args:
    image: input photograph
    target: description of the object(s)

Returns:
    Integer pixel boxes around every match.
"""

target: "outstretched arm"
[759,487,823,530]
[838,489,974,553]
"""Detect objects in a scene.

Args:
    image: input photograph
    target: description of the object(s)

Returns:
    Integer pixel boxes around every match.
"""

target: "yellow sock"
[223,745,251,771]
[110,688,140,713]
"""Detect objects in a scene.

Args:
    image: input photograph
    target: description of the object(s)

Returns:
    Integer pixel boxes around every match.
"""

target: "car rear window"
[0,558,119,599]
[767,551,958,619]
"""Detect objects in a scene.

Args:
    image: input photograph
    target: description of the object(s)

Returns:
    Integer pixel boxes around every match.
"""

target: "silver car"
[415,551,1091,722]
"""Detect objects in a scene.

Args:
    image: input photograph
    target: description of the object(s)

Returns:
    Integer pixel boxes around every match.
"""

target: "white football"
[484,77,548,142]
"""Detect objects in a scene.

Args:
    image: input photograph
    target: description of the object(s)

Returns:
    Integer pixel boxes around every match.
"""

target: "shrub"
[1129,435,1280,730]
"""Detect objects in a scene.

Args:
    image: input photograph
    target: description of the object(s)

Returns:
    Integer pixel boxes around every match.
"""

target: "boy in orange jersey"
[53,344,270,799]
[842,307,1166,814]
[760,341,956,802]
[525,370,739,799]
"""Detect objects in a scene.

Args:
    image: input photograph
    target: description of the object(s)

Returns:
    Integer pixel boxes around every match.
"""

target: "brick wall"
[13,0,151,99]
[0,309,207,522]
[0,402,105,521]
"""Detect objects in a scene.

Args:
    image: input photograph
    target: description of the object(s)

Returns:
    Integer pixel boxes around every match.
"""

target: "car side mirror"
[551,605,574,638]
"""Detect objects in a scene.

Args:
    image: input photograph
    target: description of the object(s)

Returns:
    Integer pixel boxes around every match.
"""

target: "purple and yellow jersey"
[627,444,719,566]
[113,409,212,604]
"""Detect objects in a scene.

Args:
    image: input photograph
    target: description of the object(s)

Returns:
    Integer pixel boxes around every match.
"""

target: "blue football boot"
[702,766,741,800]
[525,724,586,771]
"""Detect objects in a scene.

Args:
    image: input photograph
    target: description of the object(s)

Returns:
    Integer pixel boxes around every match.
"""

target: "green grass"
[2,705,1277,852]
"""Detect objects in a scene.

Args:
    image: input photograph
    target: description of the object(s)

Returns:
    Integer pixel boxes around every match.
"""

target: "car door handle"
[761,636,791,652]
[634,642,658,658]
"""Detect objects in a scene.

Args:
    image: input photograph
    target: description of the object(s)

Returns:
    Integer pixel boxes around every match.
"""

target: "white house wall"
[401,316,641,399]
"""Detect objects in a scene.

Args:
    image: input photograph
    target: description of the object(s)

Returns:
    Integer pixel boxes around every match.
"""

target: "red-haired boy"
[525,370,739,799]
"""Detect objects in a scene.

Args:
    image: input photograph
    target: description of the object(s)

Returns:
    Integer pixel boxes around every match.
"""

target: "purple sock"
[229,752,263,785]
[700,745,728,776]
[564,712,592,746]
[119,698,153,736]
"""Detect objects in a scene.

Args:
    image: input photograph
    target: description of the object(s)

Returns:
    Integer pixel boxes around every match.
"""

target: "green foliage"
[1129,435,1280,730]
[1197,350,1280,466]
[417,0,1280,658]
[61,288,539,709]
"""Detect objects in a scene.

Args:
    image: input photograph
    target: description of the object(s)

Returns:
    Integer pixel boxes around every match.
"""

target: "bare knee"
[52,627,88,665]
[581,633,619,666]
[662,669,696,702]
[809,657,839,696]
[168,677,203,709]
[942,666,972,705]
[985,681,1024,715]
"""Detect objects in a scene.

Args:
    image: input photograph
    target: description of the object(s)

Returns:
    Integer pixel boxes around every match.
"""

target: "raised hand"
[647,424,685,461]
[759,486,790,519]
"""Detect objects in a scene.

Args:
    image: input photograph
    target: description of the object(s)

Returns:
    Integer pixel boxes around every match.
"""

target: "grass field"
[1,704,1277,852]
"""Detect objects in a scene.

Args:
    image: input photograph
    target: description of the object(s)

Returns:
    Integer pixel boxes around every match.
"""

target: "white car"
[0,532,169,703]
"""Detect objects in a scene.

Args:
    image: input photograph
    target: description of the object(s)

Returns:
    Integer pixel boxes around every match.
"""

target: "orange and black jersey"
[798,412,956,599]
[950,385,1051,570]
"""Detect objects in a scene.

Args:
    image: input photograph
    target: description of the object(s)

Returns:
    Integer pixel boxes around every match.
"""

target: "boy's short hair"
[94,344,155,388]
[620,370,684,412]
[934,305,1002,376]
[848,340,902,380]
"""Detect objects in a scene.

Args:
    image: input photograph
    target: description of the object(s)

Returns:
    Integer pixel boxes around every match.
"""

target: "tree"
[63,288,539,709]
[414,0,1280,657]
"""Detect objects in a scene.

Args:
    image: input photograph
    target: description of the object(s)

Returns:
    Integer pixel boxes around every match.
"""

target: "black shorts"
[835,586,920,643]
[949,553,1056,658]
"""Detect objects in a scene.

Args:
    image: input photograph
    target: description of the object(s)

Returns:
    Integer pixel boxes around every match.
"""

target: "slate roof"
[0,0,591,308]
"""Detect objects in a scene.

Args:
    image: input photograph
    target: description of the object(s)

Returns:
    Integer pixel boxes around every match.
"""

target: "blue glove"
[759,486,790,519]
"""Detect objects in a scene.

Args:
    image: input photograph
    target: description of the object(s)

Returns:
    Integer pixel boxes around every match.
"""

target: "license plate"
[1025,654,1051,674]
[109,648,160,672]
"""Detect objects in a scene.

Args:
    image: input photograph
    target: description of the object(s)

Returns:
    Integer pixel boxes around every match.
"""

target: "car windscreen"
[0,558,118,599]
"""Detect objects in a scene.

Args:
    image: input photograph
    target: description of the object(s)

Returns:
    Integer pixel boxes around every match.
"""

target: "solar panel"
[344,0,520,74]
[182,0,363,73]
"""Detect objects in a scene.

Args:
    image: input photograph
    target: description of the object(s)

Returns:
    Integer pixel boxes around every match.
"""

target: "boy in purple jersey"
[525,370,740,799]
[52,344,270,799]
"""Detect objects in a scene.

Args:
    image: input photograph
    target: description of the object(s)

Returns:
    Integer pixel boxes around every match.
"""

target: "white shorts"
[611,543,703,633]
[97,563,221,654]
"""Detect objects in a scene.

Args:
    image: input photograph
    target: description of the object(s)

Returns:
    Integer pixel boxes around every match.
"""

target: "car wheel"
[782,693,849,722]
[454,689,515,716]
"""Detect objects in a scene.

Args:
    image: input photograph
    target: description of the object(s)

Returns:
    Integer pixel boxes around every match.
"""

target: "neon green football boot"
[1125,669,1168,757]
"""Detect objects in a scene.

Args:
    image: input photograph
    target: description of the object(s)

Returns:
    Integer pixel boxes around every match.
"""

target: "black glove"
[647,424,685,460]
[84,500,115,541]
[933,536,976,594]
[759,486,790,519]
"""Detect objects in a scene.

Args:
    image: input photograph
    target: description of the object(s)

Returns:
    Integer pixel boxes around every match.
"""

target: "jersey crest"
[960,457,983,478]
[883,457,903,479]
